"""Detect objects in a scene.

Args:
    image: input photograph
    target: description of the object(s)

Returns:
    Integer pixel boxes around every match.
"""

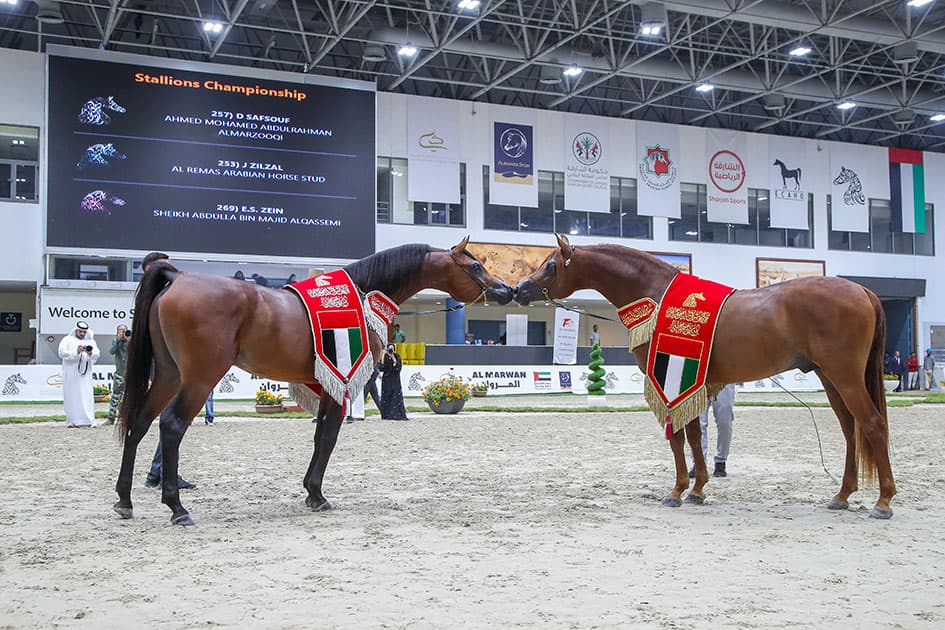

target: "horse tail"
[118,261,178,443]
[796,167,802,183]
[857,288,887,486]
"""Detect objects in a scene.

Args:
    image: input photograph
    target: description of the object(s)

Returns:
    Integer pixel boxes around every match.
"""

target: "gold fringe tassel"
[644,379,709,434]
[627,313,657,351]
[288,383,321,416]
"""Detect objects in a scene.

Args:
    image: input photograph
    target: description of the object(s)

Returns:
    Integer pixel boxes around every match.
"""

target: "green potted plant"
[422,372,471,414]
[883,373,900,393]
[471,381,490,397]
[93,383,110,403]
[255,389,285,413]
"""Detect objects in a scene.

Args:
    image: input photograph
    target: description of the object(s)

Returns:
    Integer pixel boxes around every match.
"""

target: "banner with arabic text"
[564,115,611,213]
[491,121,538,207]
[706,130,749,224]
[407,99,460,204]
[636,121,681,218]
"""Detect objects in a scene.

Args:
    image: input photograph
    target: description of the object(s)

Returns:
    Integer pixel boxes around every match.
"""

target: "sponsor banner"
[40,287,136,335]
[506,313,528,347]
[0,364,824,402]
[564,115,611,213]
[552,307,579,365]
[706,130,749,224]
[888,148,926,233]
[635,121,681,218]
[768,136,809,230]
[407,99,460,203]
[829,141,888,233]
[491,121,538,207]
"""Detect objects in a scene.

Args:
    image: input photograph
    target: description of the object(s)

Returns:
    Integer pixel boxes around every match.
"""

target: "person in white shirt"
[58,321,100,427]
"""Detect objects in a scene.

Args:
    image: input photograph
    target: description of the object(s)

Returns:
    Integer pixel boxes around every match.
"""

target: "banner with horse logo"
[636,121,681,219]
[564,114,611,213]
[491,120,538,207]
[768,136,809,230]
[407,98,460,204]
[644,274,735,434]
[828,141,888,233]
[285,270,374,405]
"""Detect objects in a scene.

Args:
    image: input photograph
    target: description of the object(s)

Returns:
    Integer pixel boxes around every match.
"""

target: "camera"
[124,330,132,338]
[83,345,94,352]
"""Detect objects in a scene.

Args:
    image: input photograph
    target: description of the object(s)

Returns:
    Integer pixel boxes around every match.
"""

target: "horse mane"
[589,243,677,274]
[344,243,433,296]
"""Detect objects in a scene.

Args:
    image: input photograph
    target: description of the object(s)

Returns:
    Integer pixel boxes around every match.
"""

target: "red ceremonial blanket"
[285,270,393,406]
[642,273,735,435]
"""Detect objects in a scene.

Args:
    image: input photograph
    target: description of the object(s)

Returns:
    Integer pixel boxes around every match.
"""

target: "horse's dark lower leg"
[684,419,708,504]
[304,403,343,511]
[158,390,206,526]
[302,401,330,494]
[662,425,689,507]
[820,375,858,510]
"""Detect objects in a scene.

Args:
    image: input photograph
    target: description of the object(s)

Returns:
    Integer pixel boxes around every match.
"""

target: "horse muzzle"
[512,280,540,305]
[487,283,514,305]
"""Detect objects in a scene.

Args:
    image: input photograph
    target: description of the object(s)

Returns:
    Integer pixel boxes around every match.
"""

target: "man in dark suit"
[891,350,905,392]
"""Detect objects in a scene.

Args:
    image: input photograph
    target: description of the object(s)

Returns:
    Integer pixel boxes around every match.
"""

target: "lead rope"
[767,376,837,484]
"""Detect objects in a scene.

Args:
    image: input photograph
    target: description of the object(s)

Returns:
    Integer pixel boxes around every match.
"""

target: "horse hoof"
[661,497,682,508]
[112,502,133,520]
[308,498,332,512]
[869,507,893,520]
[684,493,705,505]
[171,513,195,526]
[826,498,849,511]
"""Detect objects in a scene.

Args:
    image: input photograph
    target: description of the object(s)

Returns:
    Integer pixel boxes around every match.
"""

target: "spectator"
[378,343,408,420]
[890,350,905,392]
[287,273,298,285]
[689,384,735,478]
[204,390,214,426]
[392,323,406,343]
[907,352,920,391]
[58,321,100,428]
[589,323,601,346]
[251,273,270,287]
[233,270,245,280]
[924,348,936,391]
[102,324,131,426]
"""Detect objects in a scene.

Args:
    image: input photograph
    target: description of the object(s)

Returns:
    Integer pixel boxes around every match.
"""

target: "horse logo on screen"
[3,373,27,396]
[217,372,240,393]
[773,159,802,190]
[78,96,127,126]
[76,143,127,171]
[833,166,865,206]
[81,190,126,215]
[408,372,427,391]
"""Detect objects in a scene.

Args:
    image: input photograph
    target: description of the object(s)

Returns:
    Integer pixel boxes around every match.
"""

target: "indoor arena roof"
[2,0,945,150]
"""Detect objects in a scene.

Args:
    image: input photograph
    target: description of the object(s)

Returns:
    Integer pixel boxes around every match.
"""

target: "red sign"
[709,150,746,193]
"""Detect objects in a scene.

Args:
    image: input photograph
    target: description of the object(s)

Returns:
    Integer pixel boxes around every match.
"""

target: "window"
[669,183,813,248]
[0,125,39,202]
[828,196,934,255]
[376,157,466,227]
[483,167,652,239]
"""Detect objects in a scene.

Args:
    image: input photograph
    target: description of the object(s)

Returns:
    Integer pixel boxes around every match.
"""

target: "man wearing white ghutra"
[58,321,101,427]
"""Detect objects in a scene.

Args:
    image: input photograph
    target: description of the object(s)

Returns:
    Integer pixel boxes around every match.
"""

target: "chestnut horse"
[513,234,895,518]
[114,238,513,526]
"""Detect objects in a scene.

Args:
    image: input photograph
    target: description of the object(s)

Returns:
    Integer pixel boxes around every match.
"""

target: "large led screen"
[47,53,376,258]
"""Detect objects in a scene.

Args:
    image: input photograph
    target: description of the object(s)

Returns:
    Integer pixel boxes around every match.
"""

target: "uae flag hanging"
[889,148,926,233]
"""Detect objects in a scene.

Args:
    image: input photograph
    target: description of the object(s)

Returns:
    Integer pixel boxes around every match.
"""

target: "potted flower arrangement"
[93,383,110,403]
[883,373,900,393]
[471,381,490,397]
[255,389,285,413]
[422,372,471,414]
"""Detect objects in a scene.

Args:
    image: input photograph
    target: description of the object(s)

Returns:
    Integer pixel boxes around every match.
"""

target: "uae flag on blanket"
[316,309,365,379]
[651,334,702,403]
[889,148,926,233]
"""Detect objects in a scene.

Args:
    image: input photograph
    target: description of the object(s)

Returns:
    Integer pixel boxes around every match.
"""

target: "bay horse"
[513,234,895,518]
[114,238,512,526]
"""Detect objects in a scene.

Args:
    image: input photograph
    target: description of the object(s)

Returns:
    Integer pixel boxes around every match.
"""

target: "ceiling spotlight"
[203,21,224,34]
[640,2,667,37]
[695,82,714,93]
[398,43,418,57]
[457,0,481,9]
[836,101,856,110]
[789,46,812,56]
[563,65,583,77]
[906,0,933,7]
[931,113,945,122]
[1,0,19,6]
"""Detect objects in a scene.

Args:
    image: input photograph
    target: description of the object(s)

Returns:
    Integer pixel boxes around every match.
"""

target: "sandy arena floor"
[1,401,943,628]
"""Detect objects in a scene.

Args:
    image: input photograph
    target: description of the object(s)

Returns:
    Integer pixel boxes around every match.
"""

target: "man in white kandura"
[58,321,100,428]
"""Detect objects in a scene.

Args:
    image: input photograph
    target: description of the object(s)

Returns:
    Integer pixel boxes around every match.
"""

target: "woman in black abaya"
[378,343,408,420]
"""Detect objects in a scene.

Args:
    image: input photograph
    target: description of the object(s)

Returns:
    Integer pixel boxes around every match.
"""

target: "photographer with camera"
[57,321,101,428]
[378,343,408,421]
[103,324,132,427]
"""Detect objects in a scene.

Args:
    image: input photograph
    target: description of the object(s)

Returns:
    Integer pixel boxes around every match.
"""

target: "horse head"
[104,96,127,113]
[441,235,513,305]
[833,166,852,185]
[512,233,578,305]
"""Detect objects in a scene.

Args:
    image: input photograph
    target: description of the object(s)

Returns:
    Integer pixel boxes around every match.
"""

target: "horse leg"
[684,418,708,504]
[661,426,690,507]
[819,373,858,511]
[302,398,330,499]
[158,388,210,526]
[304,398,344,511]
[113,373,179,520]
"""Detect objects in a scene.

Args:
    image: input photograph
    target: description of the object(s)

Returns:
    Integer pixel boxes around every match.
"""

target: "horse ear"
[555,233,572,258]
[451,235,470,255]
